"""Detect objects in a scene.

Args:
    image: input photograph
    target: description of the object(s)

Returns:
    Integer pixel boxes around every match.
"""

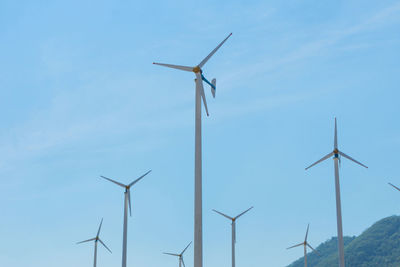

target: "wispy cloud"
[220,1,400,86]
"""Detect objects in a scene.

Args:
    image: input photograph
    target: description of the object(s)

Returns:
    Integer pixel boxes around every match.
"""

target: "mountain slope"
[287,215,400,267]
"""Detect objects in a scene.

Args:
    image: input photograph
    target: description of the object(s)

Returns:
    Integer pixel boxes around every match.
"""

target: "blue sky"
[1,0,400,266]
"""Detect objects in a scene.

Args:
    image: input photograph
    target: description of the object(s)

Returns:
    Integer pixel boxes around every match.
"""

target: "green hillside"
[287,216,400,267]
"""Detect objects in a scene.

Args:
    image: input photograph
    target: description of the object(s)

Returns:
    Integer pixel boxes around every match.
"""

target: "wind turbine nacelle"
[211,78,216,98]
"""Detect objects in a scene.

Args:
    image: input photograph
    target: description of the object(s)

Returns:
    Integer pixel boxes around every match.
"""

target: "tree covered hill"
[287,216,400,267]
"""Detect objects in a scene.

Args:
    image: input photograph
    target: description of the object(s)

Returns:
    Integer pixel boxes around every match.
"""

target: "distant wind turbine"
[101,170,151,267]
[77,218,112,267]
[305,118,367,267]
[163,242,192,267]
[153,33,232,267]
[212,206,253,267]
[287,224,318,267]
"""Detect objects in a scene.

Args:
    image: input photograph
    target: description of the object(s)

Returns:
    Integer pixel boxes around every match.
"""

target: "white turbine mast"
[154,33,232,267]
[77,218,112,267]
[305,118,367,267]
[163,242,192,267]
[212,206,253,267]
[287,224,318,267]
[101,170,151,267]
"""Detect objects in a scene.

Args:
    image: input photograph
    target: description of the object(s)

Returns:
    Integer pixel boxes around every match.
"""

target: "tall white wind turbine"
[212,206,253,267]
[101,170,151,267]
[153,33,232,267]
[305,118,367,267]
[163,242,192,267]
[77,218,112,267]
[287,224,318,267]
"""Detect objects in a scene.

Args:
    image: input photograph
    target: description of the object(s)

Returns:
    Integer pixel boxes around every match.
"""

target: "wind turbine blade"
[235,206,254,220]
[305,152,334,170]
[212,209,233,220]
[128,190,132,217]
[334,118,338,149]
[389,182,400,192]
[304,224,309,242]
[128,170,152,188]
[307,243,318,254]
[338,151,368,168]
[152,62,193,72]
[198,33,232,68]
[182,257,186,267]
[100,176,126,188]
[163,252,180,257]
[96,218,103,237]
[181,242,192,255]
[196,78,209,116]
[76,237,96,244]
[99,239,112,253]
[287,242,304,249]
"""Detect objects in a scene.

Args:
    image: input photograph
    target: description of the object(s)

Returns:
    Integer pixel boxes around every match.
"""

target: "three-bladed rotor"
[77,218,112,253]
[153,33,232,117]
[305,118,368,170]
[212,206,253,243]
[100,170,152,216]
[286,224,318,254]
[163,242,192,267]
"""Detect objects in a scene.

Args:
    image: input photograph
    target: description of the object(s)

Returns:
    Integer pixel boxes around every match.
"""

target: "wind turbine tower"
[212,206,253,267]
[101,170,151,267]
[305,118,367,267]
[154,33,232,267]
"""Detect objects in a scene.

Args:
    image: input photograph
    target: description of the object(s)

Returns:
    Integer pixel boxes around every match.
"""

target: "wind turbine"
[153,33,232,267]
[305,118,367,267]
[212,206,253,267]
[287,224,318,267]
[101,170,151,267]
[77,218,112,267]
[163,242,192,267]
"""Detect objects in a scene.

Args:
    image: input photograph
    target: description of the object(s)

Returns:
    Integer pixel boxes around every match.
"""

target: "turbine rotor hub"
[192,66,201,73]
[333,148,339,158]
